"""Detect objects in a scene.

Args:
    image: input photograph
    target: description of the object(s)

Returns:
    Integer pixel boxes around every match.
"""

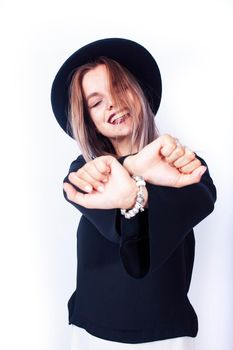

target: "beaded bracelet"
[120,175,146,219]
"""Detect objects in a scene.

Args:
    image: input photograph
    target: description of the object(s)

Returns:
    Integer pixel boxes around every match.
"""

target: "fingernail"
[84,185,92,192]
[102,178,108,182]
[97,185,104,192]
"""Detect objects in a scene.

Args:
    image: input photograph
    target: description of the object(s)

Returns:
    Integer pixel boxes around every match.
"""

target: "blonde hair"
[67,56,160,162]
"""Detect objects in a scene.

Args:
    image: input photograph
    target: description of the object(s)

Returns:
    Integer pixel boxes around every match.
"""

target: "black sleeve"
[63,154,120,244]
[62,153,217,279]
[118,153,217,277]
[62,154,144,250]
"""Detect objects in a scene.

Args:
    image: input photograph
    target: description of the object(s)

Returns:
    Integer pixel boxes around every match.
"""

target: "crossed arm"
[62,134,217,277]
[63,134,208,211]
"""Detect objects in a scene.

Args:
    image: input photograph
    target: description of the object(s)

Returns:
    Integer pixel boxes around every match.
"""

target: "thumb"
[176,166,207,187]
[104,155,116,166]
[97,155,115,173]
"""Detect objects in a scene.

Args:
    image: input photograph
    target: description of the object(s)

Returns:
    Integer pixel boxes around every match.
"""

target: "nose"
[107,99,114,110]
[106,93,115,110]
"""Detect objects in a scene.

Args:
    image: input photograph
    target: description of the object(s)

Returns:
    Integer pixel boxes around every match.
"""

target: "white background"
[0,0,232,349]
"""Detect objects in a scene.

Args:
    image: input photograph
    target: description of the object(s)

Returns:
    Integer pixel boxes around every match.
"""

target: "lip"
[119,114,130,124]
[107,112,116,123]
[107,110,128,123]
[109,113,130,125]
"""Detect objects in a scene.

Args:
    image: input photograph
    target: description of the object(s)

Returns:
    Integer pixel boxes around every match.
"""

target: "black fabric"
[62,153,217,344]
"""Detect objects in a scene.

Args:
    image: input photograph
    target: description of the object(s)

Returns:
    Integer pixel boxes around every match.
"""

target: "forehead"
[82,64,109,92]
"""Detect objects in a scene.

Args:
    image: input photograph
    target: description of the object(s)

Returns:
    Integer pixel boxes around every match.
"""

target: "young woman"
[51,38,217,350]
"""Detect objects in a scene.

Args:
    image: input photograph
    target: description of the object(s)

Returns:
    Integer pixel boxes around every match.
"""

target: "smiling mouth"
[108,113,130,125]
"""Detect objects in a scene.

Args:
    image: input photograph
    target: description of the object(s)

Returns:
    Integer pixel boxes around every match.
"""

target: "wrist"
[121,180,138,209]
[126,181,148,209]
[121,176,147,218]
[123,155,136,176]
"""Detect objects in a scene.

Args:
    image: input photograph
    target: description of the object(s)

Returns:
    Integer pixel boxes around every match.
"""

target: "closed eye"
[90,100,102,108]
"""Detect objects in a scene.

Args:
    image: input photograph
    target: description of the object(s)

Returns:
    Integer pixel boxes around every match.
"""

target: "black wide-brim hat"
[50,37,162,139]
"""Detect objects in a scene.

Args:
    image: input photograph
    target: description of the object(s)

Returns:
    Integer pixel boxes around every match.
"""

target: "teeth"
[109,113,128,124]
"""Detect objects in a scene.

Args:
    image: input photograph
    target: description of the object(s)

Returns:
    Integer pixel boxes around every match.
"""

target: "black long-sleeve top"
[62,153,217,344]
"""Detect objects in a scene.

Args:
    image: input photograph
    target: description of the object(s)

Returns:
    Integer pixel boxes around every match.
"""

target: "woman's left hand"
[125,134,207,188]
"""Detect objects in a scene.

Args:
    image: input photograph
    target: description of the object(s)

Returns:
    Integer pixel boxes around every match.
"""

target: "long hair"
[67,56,160,162]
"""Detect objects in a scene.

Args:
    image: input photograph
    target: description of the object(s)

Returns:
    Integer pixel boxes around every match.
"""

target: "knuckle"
[68,172,76,181]
[98,173,106,182]
[99,155,112,162]
[76,167,84,176]
[162,133,173,142]
[176,146,185,154]
[194,158,201,166]
[163,133,172,139]
[190,154,196,162]
[95,180,103,188]
[95,161,105,173]
[185,148,195,158]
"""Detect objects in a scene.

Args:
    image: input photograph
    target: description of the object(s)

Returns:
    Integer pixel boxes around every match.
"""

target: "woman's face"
[82,64,136,153]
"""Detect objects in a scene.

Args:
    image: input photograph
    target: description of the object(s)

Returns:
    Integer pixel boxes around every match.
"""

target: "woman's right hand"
[68,156,112,193]
[63,155,140,209]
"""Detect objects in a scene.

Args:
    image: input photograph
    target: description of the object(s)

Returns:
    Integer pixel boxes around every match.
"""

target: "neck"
[116,147,138,158]
[111,141,138,158]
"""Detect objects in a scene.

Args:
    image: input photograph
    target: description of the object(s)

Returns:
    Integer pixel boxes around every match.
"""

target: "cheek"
[89,109,103,125]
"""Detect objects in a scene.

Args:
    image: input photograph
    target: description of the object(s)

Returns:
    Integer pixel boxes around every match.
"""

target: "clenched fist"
[63,156,144,209]
[124,134,207,188]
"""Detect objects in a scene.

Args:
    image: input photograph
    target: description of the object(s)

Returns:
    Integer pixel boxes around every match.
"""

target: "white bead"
[136,180,146,186]
[137,197,144,203]
[132,207,139,214]
[120,174,147,219]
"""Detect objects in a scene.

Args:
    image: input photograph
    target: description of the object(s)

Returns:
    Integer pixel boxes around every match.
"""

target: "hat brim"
[51,37,162,139]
